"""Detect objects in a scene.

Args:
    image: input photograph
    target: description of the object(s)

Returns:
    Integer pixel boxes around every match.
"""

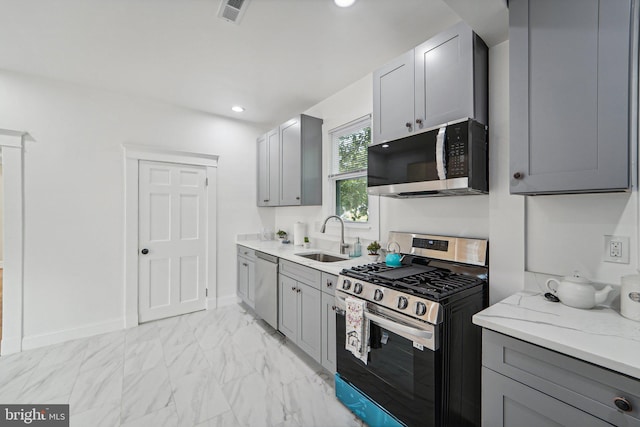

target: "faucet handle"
[340,242,351,255]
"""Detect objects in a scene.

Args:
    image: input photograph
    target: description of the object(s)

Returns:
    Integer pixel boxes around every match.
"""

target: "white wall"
[0,70,272,345]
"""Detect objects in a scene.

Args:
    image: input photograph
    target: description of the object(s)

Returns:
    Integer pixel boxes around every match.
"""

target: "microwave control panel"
[446,126,468,178]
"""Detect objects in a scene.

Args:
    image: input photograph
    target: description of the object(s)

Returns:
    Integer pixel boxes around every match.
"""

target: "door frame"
[0,129,30,355]
[123,144,218,328]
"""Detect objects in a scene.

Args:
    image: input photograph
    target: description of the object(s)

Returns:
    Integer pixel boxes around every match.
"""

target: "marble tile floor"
[0,304,365,427]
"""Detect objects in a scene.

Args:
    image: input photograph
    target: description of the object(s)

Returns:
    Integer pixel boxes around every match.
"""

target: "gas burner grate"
[341,262,485,300]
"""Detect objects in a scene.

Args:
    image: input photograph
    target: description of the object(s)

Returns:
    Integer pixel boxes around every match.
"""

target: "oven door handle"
[365,311,433,340]
[335,294,434,341]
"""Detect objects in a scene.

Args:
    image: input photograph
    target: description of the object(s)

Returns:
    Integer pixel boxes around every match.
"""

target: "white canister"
[620,275,640,321]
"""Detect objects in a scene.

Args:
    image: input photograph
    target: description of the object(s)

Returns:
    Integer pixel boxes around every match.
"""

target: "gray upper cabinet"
[372,21,488,145]
[256,114,323,207]
[415,21,488,129]
[510,0,635,195]
[372,50,415,144]
[257,129,280,206]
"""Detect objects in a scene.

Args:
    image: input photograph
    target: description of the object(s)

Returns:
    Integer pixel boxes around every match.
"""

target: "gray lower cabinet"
[482,329,640,427]
[509,0,635,194]
[237,246,256,308]
[257,114,323,207]
[278,260,322,362]
[483,368,612,427]
[372,21,488,145]
[320,273,337,373]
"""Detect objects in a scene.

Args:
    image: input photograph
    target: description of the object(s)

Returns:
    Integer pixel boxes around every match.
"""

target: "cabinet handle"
[326,280,333,287]
[263,199,269,202]
[415,118,423,125]
[405,122,412,131]
[291,286,296,291]
[242,263,248,267]
[297,288,301,293]
[614,397,632,412]
[513,172,523,180]
[296,196,300,200]
[331,305,336,311]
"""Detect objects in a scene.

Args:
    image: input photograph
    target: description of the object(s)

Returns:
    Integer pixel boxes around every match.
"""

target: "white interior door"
[138,160,207,322]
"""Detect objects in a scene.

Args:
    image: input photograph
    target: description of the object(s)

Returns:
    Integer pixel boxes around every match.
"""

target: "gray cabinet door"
[279,117,302,206]
[246,259,255,308]
[297,281,321,362]
[483,368,613,427]
[510,0,632,194]
[237,255,249,301]
[321,291,337,373]
[372,50,415,145]
[265,128,280,206]
[278,275,298,340]
[257,134,269,207]
[415,21,474,129]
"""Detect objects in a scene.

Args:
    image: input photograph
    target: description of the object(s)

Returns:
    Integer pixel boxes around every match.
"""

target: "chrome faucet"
[320,215,350,255]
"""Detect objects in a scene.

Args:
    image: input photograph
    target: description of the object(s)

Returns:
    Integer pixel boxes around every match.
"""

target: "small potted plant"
[303,237,311,249]
[367,241,381,262]
[276,230,288,243]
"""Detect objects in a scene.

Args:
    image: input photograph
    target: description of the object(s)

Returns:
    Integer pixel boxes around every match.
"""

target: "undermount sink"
[295,252,348,263]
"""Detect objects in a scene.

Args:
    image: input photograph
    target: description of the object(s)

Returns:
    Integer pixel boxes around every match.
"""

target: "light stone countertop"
[473,291,640,379]
[236,239,377,276]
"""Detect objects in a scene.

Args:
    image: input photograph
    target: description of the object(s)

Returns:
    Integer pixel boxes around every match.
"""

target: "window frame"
[328,115,377,230]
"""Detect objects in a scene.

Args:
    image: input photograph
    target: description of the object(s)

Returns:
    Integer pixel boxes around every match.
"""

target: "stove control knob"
[397,296,409,310]
[342,279,351,290]
[374,289,384,301]
[354,283,363,294]
[415,302,427,316]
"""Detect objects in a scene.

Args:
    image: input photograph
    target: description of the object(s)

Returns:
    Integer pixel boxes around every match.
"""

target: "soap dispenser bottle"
[353,237,362,257]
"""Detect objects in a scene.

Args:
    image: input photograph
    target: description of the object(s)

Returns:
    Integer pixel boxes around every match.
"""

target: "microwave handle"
[435,126,447,180]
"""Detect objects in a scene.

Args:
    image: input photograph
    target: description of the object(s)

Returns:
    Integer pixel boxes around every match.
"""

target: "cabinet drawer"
[237,245,256,261]
[483,367,612,427]
[483,330,640,425]
[279,259,321,289]
[321,272,337,296]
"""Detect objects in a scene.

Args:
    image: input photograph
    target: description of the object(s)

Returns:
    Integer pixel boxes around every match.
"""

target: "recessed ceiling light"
[231,105,245,113]
[334,0,356,7]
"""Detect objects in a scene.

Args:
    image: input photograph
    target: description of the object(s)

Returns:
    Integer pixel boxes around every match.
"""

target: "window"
[329,116,371,223]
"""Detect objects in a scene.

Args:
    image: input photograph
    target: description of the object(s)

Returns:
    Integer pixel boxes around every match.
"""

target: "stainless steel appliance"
[334,232,488,427]
[255,251,278,329]
[367,118,488,197]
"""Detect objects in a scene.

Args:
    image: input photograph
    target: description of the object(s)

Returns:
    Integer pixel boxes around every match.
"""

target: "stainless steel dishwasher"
[254,251,278,330]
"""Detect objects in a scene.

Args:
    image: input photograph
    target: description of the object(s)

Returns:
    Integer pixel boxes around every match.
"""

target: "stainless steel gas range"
[334,232,488,427]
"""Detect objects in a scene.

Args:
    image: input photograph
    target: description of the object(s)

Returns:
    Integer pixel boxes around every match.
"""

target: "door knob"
[141,248,149,255]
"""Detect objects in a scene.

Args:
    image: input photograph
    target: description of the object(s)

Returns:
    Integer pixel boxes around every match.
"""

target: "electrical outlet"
[604,235,630,264]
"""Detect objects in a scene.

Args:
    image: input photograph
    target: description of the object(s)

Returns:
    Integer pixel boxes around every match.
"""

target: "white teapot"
[546,272,612,309]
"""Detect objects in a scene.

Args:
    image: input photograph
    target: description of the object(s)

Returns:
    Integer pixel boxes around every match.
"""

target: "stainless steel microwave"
[367,118,488,197]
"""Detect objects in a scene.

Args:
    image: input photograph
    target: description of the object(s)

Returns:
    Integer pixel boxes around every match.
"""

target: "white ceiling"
[0,0,508,127]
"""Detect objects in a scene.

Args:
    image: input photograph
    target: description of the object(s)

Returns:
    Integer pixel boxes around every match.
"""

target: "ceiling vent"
[217,0,251,25]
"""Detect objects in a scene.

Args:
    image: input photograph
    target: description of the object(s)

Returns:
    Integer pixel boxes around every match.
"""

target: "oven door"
[335,294,442,427]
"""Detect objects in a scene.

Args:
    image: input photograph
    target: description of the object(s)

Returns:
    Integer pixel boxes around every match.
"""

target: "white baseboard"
[216,294,240,307]
[1,336,22,356]
[21,317,124,351]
